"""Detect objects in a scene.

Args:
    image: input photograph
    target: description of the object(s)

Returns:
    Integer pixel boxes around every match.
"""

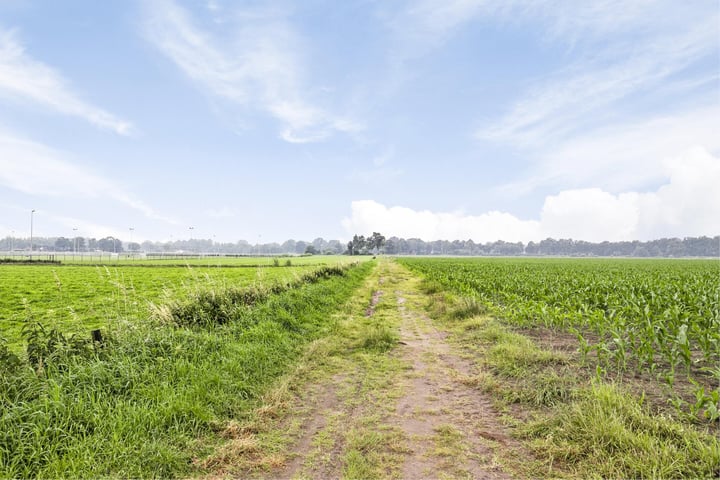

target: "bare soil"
[391,289,516,479]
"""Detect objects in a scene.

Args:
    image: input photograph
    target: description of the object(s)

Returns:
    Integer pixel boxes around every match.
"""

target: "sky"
[0,0,718,244]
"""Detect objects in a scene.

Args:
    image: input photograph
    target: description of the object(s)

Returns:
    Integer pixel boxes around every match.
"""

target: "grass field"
[0,253,358,266]
[0,257,360,347]
[0,260,373,478]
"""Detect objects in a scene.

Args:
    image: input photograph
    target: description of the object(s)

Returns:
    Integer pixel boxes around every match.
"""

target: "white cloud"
[392,1,715,58]
[343,200,541,243]
[0,130,176,224]
[343,147,720,242]
[497,105,720,194]
[143,0,359,143]
[0,28,133,135]
[391,1,718,197]
[477,16,717,147]
[49,215,137,243]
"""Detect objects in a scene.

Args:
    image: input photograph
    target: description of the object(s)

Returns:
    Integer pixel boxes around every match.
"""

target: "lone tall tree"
[368,232,386,253]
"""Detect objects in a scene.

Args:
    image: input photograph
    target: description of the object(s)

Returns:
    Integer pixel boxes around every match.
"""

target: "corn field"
[399,257,720,420]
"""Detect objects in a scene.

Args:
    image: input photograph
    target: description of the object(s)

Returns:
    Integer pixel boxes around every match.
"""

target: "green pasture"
[0,263,325,347]
[0,253,359,267]
[0,261,373,478]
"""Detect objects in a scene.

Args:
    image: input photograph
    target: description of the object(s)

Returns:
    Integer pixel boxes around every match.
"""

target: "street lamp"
[129,227,135,257]
[189,226,195,255]
[30,209,35,260]
[73,227,78,254]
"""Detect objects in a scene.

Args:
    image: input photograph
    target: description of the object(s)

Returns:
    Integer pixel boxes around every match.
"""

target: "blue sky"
[0,0,718,244]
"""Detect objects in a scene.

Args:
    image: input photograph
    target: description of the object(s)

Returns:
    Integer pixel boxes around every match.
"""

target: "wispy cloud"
[386,0,720,196]
[388,1,717,146]
[477,16,718,146]
[390,0,713,54]
[0,130,176,224]
[0,28,133,135]
[143,0,360,143]
[495,105,720,194]
[48,214,138,242]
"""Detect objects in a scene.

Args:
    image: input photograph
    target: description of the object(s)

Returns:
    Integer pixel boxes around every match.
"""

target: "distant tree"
[54,237,72,251]
[356,235,367,253]
[312,237,326,252]
[295,241,308,254]
[326,240,344,254]
[73,237,86,252]
[304,245,318,255]
[127,242,141,252]
[281,239,296,253]
[384,238,397,255]
[97,237,122,252]
[525,241,538,255]
[351,235,365,255]
[368,232,386,253]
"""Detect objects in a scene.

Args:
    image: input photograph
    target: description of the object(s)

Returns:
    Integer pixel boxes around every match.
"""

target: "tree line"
[1,234,717,257]
[380,235,719,257]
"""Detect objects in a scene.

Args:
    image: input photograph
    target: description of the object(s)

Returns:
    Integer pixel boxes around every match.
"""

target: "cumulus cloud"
[0,28,133,135]
[342,200,541,243]
[343,147,720,242]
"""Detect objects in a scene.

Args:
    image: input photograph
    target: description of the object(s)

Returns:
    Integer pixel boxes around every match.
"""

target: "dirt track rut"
[267,262,520,479]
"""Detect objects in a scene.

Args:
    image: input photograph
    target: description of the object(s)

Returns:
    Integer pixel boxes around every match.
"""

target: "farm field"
[0,260,374,478]
[0,253,358,267]
[399,257,720,420]
[1,257,718,479]
[0,260,345,347]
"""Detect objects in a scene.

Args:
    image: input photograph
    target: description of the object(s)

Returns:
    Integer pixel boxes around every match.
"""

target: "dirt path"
[392,288,513,479]
[241,261,524,479]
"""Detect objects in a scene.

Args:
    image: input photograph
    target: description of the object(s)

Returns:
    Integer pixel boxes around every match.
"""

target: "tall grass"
[0,262,372,478]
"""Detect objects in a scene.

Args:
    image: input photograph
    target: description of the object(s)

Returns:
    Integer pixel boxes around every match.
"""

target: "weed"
[361,326,398,352]
[523,383,720,479]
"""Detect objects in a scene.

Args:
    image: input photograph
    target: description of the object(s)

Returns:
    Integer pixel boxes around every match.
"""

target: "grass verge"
[0,261,373,478]
[419,285,720,479]
[198,259,409,479]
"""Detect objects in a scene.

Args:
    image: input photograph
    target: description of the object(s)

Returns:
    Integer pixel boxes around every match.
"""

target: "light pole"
[30,209,35,260]
[189,226,195,255]
[73,227,78,255]
[10,230,14,253]
[129,227,135,257]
